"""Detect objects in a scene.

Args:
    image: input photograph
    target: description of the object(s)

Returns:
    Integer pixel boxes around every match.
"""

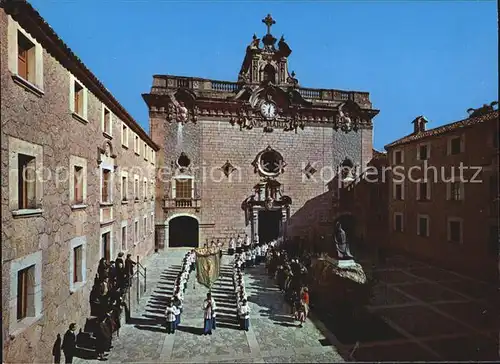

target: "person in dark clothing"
[125,254,136,285]
[95,317,108,360]
[52,333,62,364]
[62,323,77,364]
[97,258,108,280]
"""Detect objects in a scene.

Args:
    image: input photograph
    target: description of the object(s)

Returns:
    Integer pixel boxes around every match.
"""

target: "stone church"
[145,15,379,248]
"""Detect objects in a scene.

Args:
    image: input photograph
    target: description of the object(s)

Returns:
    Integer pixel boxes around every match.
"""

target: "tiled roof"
[2,0,159,151]
[372,149,387,159]
[384,110,499,149]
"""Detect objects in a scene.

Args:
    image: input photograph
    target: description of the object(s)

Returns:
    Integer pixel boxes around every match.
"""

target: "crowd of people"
[88,253,138,360]
[265,239,312,327]
[165,250,196,334]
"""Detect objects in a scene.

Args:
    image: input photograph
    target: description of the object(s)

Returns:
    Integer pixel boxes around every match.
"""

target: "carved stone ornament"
[303,162,318,179]
[264,196,274,210]
[177,102,189,123]
[252,145,286,177]
[335,102,362,133]
[220,160,236,177]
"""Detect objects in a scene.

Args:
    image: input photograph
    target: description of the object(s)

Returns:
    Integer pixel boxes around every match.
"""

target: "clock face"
[260,101,277,120]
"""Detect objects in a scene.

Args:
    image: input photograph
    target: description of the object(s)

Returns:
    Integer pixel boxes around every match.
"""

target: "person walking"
[95,316,108,360]
[165,301,176,334]
[52,333,62,364]
[210,294,217,330]
[202,293,213,335]
[238,299,250,331]
[172,295,182,327]
[62,323,77,364]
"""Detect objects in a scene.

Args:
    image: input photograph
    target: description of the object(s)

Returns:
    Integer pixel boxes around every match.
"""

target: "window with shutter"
[74,166,83,203]
[74,82,84,116]
[18,154,36,209]
[17,32,34,81]
[102,169,111,202]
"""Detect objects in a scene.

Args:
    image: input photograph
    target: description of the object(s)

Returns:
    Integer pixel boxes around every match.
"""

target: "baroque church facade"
[145,14,379,248]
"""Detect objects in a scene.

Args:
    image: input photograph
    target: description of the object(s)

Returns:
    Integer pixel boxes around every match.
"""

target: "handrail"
[123,256,148,323]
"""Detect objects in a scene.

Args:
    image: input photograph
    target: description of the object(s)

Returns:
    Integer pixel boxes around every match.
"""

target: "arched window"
[262,64,276,83]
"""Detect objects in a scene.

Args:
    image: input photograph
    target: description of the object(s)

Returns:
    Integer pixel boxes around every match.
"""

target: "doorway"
[102,232,111,261]
[169,216,199,248]
[258,210,282,244]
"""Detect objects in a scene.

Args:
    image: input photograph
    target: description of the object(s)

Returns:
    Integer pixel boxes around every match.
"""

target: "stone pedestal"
[336,259,356,268]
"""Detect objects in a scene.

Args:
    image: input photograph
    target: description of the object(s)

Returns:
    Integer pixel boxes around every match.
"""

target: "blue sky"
[30,0,497,150]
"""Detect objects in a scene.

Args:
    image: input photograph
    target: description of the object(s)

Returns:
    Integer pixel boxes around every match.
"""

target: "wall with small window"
[8,137,44,215]
[7,17,44,92]
[8,250,43,335]
[69,236,87,293]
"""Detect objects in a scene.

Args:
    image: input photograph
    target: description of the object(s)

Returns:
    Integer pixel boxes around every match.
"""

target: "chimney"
[412,116,428,134]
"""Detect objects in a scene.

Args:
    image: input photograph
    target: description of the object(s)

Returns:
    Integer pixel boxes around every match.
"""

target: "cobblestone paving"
[75,249,345,363]
[351,254,499,361]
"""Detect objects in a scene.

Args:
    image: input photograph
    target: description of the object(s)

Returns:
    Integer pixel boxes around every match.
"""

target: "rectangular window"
[121,225,127,251]
[448,220,462,244]
[144,217,147,236]
[394,183,403,201]
[175,179,192,199]
[102,232,111,261]
[394,213,403,232]
[418,144,429,160]
[73,245,83,283]
[450,137,461,155]
[418,216,429,237]
[418,182,428,201]
[143,180,147,200]
[17,31,34,82]
[18,154,37,210]
[489,225,498,255]
[490,175,498,200]
[122,123,128,147]
[394,150,403,164]
[16,265,34,320]
[74,82,84,116]
[121,176,128,201]
[74,166,83,204]
[102,169,111,203]
[135,221,139,243]
[135,177,139,200]
[135,135,139,154]
[103,107,111,135]
[450,182,461,201]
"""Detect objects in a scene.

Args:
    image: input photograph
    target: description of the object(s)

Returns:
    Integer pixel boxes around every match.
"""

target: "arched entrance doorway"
[168,216,199,248]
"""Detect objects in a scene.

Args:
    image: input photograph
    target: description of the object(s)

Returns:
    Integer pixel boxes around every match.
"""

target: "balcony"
[164,198,201,210]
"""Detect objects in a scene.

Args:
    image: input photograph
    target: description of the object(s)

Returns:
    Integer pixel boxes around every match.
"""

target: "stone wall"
[1,12,156,363]
[386,117,498,281]
[153,114,370,246]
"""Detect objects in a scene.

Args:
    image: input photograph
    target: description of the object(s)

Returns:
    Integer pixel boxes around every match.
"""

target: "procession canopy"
[195,247,221,288]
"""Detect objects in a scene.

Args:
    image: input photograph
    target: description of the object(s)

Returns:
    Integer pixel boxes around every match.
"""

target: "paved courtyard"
[344,254,499,361]
[74,249,498,363]
[75,249,345,363]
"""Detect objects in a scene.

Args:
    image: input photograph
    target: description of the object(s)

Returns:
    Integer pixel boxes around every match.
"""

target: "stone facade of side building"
[145,15,379,249]
[384,106,499,281]
[279,149,389,256]
[1,1,159,362]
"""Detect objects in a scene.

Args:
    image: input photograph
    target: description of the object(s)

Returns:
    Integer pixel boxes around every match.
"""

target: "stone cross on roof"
[262,14,276,35]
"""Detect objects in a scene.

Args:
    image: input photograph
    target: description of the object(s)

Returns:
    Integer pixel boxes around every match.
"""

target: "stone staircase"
[207,260,240,330]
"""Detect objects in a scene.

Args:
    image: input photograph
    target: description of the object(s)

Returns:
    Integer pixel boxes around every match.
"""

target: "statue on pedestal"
[334,222,354,260]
